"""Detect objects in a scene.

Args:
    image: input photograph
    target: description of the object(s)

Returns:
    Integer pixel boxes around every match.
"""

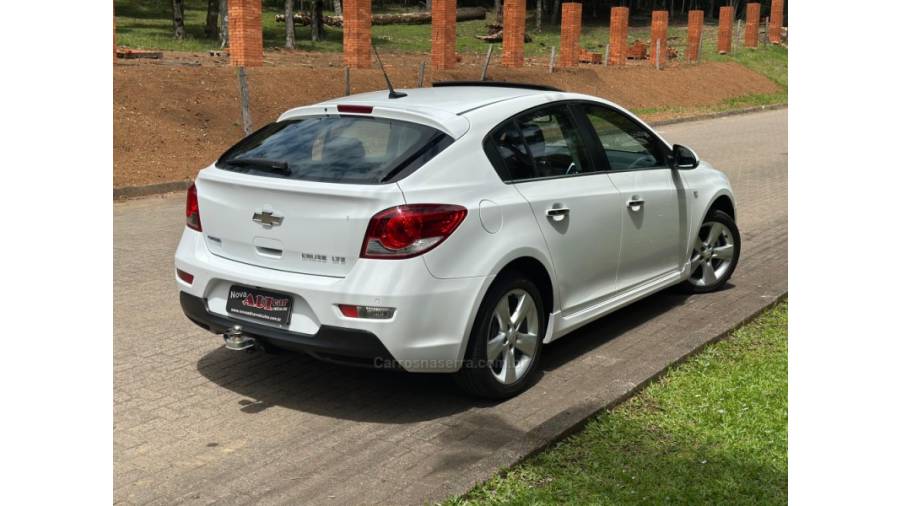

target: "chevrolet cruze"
[175,82,740,398]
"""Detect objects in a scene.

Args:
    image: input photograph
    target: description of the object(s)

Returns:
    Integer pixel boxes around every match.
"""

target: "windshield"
[217,115,450,184]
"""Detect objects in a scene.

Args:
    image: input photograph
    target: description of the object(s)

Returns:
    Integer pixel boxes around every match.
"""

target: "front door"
[578,103,684,291]
[487,105,623,312]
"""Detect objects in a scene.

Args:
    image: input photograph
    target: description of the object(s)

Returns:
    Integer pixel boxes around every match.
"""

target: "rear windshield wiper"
[226,158,291,175]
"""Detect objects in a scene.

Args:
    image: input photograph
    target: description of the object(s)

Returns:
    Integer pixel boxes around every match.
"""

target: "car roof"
[278,84,618,139]
[316,85,556,115]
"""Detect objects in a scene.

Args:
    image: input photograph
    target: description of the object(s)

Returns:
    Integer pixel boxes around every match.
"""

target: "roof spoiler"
[432,80,563,92]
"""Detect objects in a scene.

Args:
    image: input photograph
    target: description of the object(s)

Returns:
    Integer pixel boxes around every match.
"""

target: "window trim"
[482,101,604,184]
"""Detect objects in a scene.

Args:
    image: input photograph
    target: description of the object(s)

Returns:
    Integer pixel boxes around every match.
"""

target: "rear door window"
[217,116,449,184]
[484,105,593,182]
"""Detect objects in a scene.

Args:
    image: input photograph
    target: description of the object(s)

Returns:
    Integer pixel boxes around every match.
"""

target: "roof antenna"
[372,45,407,99]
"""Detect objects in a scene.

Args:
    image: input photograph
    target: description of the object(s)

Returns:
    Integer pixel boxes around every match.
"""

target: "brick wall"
[650,10,668,66]
[717,5,734,54]
[344,0,372,68]
[769,0,784,44]
[228,0,264,67]
[431,0,457,69]
[559,2,582,67]
[608,6,629,65]
[686,10,703,62]
[502,0,526,67]
[744,2,760,48]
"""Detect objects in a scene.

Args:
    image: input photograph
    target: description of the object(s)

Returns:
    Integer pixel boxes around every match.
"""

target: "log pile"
[275,7,486,27]
[475,22,533,43]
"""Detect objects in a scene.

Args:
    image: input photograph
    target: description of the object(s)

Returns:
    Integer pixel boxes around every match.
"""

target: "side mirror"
[671,144,700,169]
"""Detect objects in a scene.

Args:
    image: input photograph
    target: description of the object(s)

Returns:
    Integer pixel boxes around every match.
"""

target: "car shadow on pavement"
[195,286,725,424]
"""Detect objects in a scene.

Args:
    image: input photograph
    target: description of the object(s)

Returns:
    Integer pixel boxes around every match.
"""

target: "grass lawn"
[446,300,788,505]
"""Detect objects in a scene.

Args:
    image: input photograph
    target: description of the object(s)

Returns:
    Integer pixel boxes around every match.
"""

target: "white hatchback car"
[175,82,740,398]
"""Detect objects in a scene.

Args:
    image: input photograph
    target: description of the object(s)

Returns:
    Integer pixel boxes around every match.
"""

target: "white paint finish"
[513,174,623,312]
[175,86,737,372]
[478,199,502,234]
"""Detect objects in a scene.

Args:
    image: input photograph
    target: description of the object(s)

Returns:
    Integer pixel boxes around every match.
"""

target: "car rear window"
[216,115,451,184]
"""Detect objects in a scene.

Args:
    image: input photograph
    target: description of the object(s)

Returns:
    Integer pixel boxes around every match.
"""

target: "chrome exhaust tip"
[223,325,256,351]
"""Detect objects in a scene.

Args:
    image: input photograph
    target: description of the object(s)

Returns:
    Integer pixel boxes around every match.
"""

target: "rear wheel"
[454,273,545,399]
[681,210,741,293]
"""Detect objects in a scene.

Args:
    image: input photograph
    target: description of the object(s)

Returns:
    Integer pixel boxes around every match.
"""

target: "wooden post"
[697,28,703,63]
[655,39,661,70]
[344,66,350,95]
[549,46,556,73]
[481,44,493,81]
[604,44,609,65]
[237,66,252,136]
[734,19,741,55]
[417,62,425,87]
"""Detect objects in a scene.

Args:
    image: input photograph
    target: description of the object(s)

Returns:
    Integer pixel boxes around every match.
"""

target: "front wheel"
[681,210,741,293]
[454,273,545,399]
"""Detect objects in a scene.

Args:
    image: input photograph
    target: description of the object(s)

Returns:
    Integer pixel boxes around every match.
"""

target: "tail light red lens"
[361,204,467,259]
[176,269,194,284]
[186,183,202,231]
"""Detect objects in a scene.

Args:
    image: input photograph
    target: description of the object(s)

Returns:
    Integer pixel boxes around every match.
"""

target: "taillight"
[361,204,467,259]
[186,183,202,231]
[176,269,194,284]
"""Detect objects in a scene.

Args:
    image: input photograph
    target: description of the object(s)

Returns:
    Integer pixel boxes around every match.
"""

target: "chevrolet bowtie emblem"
[252,210,284,228]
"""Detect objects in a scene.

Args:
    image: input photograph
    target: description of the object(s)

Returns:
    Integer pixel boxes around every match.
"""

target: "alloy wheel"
[688,220,736,287]
[487,289,540,385]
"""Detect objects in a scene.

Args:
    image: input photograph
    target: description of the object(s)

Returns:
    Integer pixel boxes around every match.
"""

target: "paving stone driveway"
[114,109,787,505]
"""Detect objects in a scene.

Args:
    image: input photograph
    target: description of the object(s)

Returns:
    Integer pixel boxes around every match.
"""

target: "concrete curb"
[648,103,787,127]
[113,180,192,200]
[112,103,787,201]
[460,290,788,499]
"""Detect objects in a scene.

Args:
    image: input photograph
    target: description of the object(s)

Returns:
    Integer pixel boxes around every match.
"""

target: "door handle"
[546,206,570,222]
[626,198,645,211]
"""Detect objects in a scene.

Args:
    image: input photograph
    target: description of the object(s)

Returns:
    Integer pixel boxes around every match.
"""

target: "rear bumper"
[174,228,491,372]
[180,292,398,368]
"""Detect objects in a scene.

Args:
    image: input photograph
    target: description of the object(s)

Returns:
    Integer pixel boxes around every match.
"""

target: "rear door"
[487,104,623,312]
[576,103,684,291]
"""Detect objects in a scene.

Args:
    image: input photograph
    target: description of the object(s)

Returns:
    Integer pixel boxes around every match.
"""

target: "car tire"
[454,272,546,399]
[680,210,741,294]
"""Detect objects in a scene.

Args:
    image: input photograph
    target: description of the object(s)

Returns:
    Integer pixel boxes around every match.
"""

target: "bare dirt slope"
[114,50,778,188]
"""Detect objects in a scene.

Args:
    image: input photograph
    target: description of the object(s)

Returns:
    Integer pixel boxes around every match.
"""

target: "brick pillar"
[228,0,264,67]
[686,9,703,62]
[650,10,668,66]
[608,6,629,65]
[343,0,372,68]
[431,0,456,69]
[502,0,526,67]
[559,2,582,67]
[744,2,760,48]
[717,5,734,54]
[769,0,784,44]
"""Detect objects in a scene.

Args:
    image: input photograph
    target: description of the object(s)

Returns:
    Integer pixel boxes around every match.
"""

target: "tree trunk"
[219,0,228,47]
[205,0,219,38]
[311,0,326,41]
[334,0,342,17]
[535,0,542,32]
[172,0,186,39]
[426,0,432,11]
[495,0,502,23]
[285,0,295,48]
[550,0,560,26]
